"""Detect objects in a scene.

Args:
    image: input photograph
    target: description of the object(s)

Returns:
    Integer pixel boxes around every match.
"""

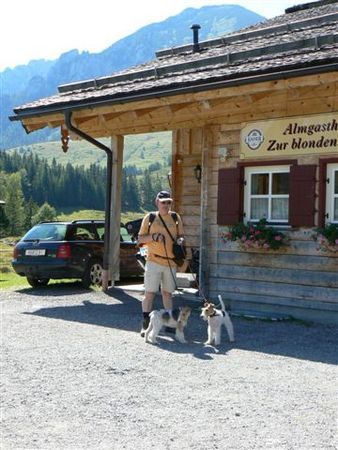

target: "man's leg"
[162,290,173,310]
[161,264,176,310]
[141,261,161,337]
[141,291,155,337]
[162,290,175,334]
[161,264,177,335]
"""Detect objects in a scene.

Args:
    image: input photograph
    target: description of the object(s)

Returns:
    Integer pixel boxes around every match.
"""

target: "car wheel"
[82,258,103,289]
[27,277,50,288]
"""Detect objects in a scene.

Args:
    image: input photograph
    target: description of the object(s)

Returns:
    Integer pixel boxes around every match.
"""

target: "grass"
[0,272,30,289]
[0,238,28,289]
[0,209,145,290]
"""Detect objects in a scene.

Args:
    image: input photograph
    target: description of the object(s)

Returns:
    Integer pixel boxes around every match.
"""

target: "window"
[72,225,96,240]
[24,223,67,240]
[244,166,290,224]
[120,226,131,242]
[217,164,315,227]
[326,163,338,224]
[95,224,105,240]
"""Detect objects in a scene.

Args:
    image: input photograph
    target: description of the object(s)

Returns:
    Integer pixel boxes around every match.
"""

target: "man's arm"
[176,214,185,241]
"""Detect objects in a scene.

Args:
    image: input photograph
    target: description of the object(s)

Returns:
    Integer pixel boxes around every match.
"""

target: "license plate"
[25,249,46,256]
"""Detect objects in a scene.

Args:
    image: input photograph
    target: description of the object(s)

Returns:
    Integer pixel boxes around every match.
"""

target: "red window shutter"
[289,165,316,227]
[217,168,243,225]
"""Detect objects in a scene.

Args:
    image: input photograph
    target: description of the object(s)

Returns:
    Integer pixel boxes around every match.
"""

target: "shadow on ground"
[21,283,338,365]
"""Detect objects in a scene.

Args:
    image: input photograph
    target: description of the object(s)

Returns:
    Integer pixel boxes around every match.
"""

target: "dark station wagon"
[12,220,143,288]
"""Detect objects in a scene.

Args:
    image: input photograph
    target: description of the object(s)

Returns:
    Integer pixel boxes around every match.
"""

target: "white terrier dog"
[200,295,235,346]
[145,306,191,344]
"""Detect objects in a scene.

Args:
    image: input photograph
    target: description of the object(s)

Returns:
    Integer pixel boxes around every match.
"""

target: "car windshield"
[22,223,67,241]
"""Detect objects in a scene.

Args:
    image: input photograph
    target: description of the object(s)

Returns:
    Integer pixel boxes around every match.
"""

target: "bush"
[32,202,57,225]
[313,223,338,253]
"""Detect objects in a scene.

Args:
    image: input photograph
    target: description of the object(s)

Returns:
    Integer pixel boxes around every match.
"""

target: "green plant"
[221,218,287,251]
[313,223,338,253]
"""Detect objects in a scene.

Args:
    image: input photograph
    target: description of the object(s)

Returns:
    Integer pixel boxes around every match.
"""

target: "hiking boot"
[140,317,150,337]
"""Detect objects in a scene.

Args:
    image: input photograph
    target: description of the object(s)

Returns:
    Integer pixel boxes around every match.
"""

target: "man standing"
[138,191,185,336]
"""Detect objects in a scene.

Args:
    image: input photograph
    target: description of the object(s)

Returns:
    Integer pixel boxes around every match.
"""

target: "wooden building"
[11,0,338,323]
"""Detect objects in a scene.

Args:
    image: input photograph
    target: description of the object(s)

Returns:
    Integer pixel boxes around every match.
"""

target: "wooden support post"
[198,127,212,298]
[107,135,124,286]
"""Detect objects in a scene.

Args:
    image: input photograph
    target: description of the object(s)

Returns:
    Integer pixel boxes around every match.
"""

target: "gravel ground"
[1,282,337,450]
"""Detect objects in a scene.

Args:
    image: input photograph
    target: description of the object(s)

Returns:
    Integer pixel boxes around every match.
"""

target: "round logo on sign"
[245,129,264,150]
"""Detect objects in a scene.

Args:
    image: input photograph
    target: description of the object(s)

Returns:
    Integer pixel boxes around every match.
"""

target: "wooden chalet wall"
[174,72,338,324]
[172,128,204,252]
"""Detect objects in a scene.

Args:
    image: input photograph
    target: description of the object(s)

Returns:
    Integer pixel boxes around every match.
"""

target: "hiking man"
[138,190,185,336]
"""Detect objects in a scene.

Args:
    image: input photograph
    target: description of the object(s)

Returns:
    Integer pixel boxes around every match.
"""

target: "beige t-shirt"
[138,211,184,267]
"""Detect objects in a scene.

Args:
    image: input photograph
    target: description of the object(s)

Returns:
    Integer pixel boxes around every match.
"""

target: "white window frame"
[244,165,290,225]
[325,163,338,224]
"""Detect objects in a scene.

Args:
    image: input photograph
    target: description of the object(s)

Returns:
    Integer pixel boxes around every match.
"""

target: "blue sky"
[1,0,299,71]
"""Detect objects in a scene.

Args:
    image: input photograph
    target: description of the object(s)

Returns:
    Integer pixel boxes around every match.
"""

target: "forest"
[0,150,169,237]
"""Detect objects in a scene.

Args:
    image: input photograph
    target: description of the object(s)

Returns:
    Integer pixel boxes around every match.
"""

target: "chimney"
[191,24,201,53]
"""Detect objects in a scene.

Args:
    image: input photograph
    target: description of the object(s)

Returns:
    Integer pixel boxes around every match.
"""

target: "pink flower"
[263,243,270,249]
[241,236,247,242]
[274,235,282,241]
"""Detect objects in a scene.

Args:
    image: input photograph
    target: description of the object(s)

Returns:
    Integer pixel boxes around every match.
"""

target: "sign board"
[240,113,338,159]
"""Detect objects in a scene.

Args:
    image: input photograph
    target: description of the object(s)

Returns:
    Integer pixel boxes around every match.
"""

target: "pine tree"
[0,172,9,236]
[4,173,26,235]
[24,198,39,230]
[0,206,9,237]
[127,173,141,211]
[140,170,153,210]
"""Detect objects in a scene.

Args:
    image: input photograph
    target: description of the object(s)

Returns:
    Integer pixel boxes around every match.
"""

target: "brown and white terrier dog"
[145,306,191,344]
[200,295,235,346]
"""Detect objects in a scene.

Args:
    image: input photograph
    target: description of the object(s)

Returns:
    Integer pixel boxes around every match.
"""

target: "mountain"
[0,5,264,150]
[6,132,173,170]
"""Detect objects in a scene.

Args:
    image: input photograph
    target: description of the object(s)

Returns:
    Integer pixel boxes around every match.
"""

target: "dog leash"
[162,236,179,291]
[152,232,179,291]
[156,213,181,291]
[186,258,208,305]
[160,237,208,304]
[152,215,207,304]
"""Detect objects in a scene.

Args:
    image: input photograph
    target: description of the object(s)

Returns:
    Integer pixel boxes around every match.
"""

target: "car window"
[120,226,131,242]
[95,224,105,241]
[23,223,67,240]
[93,224,132,242]
[71,225,97,241]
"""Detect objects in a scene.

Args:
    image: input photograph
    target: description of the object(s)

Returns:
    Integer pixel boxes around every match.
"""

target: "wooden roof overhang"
[10,4,338,138]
